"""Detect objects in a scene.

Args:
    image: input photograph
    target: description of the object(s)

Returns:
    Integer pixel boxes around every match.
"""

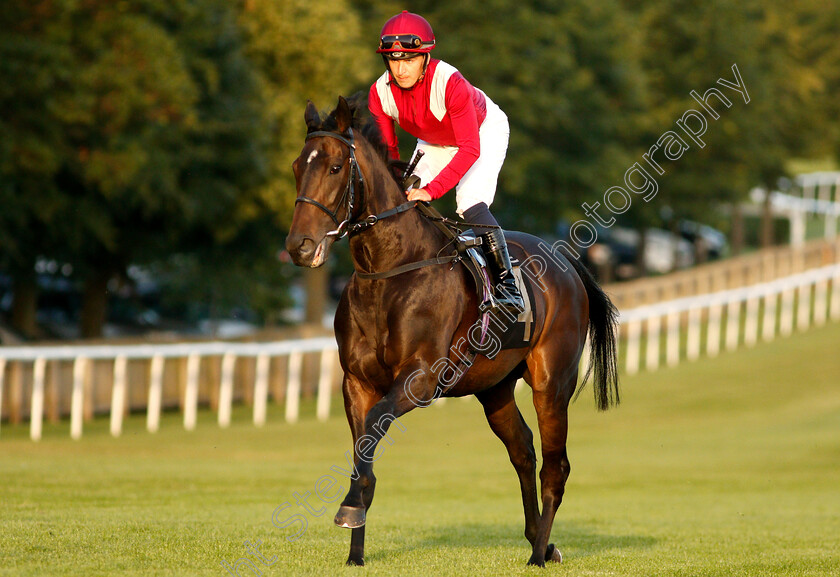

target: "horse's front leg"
[336,361,438,565]
[336,374,382,566]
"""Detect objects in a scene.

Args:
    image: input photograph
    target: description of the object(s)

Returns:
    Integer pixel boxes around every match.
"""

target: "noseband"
[295,128,365,239]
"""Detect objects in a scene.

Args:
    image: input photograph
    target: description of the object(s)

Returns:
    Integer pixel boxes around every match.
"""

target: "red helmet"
[376,11,435,59]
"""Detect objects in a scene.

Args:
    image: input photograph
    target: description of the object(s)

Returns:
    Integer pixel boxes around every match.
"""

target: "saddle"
[414,202,535,352]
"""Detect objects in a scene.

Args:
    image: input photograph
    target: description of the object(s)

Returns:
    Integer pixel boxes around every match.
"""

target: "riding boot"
[480,229,525,316]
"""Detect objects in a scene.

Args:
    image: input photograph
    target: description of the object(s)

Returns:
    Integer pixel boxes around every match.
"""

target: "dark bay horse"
[285,96,619,567]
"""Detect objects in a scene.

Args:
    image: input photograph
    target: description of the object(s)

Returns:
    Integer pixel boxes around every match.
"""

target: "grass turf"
[1,322,839,576]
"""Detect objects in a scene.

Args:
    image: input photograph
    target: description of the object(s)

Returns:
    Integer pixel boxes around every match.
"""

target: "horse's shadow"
[363,521,656,563]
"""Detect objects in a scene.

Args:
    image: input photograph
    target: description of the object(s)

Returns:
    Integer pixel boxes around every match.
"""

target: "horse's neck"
[349,152,448,275]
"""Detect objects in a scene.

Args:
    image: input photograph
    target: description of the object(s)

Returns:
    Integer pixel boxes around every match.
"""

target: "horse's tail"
[566,254,620,410]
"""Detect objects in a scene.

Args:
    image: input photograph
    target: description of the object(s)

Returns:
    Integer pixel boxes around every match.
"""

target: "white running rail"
[2,264,839,441]
[0,338,337,440]
[618,263,840,375]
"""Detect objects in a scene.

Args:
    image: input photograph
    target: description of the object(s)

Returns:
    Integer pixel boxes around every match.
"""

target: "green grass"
[2,323,840,576]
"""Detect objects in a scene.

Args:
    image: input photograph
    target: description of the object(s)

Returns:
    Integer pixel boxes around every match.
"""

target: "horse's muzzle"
[285,233,331,268]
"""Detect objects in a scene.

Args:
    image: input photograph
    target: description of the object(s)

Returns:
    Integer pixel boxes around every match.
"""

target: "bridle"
[294,128,365,240]
[295,128,422,240]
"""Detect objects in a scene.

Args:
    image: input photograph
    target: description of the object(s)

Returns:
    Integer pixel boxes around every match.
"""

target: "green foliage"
[630,0,830,224]
[0,0,265,276]
[0,0,373,332]
[148,250,297,326]
[237,0,373,226]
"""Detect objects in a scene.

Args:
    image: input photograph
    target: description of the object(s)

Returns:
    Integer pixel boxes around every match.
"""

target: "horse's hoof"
[526,553,546,567]
[545,543,563,563]
[346,557,365,567]
[334,505,366,528]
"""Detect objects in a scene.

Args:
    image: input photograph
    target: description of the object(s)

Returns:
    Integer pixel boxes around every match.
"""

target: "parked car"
[678,219,729,261]
[607,227,694,276]
[559,222,695,281]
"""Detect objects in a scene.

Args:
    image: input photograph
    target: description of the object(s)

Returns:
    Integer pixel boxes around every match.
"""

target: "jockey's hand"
[407,188,431,202]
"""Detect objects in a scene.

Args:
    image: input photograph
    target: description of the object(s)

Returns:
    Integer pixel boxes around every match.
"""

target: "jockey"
[368,10,524,315]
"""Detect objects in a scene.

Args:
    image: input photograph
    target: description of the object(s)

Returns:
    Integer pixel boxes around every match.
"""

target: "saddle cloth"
[502,265,536,349]
[460,235,536,352]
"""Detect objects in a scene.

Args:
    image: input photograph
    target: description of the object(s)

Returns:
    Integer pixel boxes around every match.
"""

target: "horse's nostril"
[286,235,315,261]
[300,238,316,256]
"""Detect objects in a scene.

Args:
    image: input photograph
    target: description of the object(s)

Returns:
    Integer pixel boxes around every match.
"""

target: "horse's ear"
[304,100,321,132]
[335,96,352,134]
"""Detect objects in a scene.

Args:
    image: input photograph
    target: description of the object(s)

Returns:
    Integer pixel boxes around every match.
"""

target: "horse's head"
[286,96,362,268]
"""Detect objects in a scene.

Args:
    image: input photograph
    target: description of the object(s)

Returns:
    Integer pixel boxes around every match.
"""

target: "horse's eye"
[330,164,342,175]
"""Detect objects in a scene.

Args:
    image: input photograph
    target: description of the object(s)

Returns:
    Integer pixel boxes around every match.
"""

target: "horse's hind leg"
[476,376,540,548]
[526,375,575,567]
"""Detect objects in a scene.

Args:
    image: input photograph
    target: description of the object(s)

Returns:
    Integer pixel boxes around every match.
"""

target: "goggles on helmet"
[379,34,435,51]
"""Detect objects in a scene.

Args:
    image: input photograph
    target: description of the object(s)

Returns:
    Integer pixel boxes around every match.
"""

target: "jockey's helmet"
[377,11,435,60]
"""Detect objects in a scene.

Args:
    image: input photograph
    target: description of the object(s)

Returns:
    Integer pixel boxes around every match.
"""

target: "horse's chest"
[338,301,396,382]
[340,274,466,383]
[358,319,396,370]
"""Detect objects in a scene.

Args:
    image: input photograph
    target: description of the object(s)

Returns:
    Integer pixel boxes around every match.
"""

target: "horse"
[285,95,620,567]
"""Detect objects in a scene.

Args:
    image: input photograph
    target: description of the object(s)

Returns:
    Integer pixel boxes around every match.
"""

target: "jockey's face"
[388,55,424,89]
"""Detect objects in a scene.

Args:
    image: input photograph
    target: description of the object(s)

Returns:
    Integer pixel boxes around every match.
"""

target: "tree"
[237,0,373,325]
[1,0,274,337]
[790,0,840,164]
[627,0,829,248]
[0,0,202,336]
